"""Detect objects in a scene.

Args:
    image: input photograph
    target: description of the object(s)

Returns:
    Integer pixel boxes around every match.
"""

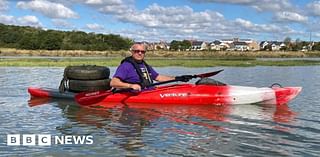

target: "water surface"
[0,66,319,156]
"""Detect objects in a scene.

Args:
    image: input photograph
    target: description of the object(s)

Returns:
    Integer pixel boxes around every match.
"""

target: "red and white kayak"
[28,83,301,106]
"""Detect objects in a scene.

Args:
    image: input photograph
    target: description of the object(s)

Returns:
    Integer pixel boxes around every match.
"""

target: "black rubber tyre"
[68,79,111,92]
[65,65,110,80]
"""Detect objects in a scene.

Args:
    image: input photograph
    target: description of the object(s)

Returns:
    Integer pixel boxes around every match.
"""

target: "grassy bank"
[1,58,320,67]
[1,48,320,67]
[1,48,320,58]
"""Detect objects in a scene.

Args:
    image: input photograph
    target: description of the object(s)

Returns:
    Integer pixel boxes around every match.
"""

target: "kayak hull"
[28,84,301,106]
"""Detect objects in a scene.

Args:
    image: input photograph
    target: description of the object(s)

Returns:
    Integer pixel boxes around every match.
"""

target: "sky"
[0,0,320,42]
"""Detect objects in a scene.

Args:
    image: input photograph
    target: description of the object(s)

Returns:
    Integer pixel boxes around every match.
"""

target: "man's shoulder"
[118,61,134,69]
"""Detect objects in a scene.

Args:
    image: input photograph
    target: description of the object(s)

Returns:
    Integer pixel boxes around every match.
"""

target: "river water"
[0,66,320,156]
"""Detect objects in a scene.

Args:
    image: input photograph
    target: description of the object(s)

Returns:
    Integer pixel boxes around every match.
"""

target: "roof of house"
[233,41,248,46]
[212,40,222,45]
[192,41,204,46]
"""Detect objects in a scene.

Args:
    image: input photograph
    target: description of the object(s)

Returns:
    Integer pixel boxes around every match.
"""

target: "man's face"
[131,44,146,61]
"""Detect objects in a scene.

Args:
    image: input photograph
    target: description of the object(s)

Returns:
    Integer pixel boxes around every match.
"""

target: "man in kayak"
[110,43,191,91]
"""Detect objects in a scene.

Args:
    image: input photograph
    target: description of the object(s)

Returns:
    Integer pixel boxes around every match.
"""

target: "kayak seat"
[195,78,226,86]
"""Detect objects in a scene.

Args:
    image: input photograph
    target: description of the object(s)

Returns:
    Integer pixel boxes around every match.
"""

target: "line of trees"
[169,40,192,51]
[283,37,320,51]
[0,23,133,51]
[2,23,320,52]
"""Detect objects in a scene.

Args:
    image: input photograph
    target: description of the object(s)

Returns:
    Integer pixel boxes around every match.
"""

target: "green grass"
[1,58,320,67]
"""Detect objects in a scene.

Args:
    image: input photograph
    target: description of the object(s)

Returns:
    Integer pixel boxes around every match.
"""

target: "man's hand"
[129,84,142,91]
[175,75,193,82]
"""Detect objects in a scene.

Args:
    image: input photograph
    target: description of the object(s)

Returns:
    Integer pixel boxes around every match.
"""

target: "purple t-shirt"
[113,61,159,83]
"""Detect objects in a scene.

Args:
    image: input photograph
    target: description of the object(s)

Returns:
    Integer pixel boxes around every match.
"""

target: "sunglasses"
[133,50,146,54]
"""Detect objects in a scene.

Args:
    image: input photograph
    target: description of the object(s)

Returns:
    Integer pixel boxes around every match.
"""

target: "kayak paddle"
[75,69,224,106]
[149,69,224,87]
[75,90,119,106]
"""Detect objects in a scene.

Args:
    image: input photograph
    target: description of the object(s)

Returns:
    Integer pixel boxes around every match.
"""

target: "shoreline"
[1,57,320,67]
[1,48,320,58]
[1,48,320,67]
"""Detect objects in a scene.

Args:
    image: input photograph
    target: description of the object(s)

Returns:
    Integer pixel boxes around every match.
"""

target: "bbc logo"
[7,134,94,146]
[7,134,51,146]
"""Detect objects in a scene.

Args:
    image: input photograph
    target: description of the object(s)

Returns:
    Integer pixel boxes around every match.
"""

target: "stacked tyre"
[59,65,112,92]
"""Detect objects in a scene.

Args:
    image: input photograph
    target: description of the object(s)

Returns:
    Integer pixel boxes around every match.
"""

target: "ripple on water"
[0,66,320,156]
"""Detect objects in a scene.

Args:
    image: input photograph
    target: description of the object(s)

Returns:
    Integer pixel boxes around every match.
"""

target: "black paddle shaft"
[146,69,224,87]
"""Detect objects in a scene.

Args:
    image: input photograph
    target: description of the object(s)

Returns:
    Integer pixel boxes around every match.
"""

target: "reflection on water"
[25,97,299,156]
[1,66,320,156]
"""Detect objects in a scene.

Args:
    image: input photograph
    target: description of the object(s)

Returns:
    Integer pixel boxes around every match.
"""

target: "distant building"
[190,41,208,50]
[233,41,249,51]
[260,41,286,51]
[210,40,229,51]
[247,40,260,51]
[152,41,170,50]
[141,41,170,51]
[220,38,259,51]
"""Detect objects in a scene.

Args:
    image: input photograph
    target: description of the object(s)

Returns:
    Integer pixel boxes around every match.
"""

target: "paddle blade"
[195,69,224,78]
[75,90,113,106]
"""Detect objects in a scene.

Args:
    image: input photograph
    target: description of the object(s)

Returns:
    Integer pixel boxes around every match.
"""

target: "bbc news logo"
[7,134,93,146]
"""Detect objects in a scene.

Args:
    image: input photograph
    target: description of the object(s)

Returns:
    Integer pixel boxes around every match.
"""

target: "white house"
[191,41,208,50]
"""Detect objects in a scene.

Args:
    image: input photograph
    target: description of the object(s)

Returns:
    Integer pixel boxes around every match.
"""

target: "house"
[271,41,284,51]
[191,41,208,51]
[143,41,170,51]
[247,40,260,51]
[221,38,258,51]
[259,41,286,51]
[153,41,170,50]
[260,41,269,50]
[233,41,249,51]
[210,40,229,51]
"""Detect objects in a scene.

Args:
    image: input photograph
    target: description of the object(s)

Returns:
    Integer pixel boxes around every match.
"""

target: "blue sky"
[0,0,320,42]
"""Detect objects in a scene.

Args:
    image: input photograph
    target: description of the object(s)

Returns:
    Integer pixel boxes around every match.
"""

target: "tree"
[18,34,40,50]
[0,23,132,51]
[169,40,191,51]
[283,37,292,50]
[181,40,191,50]
[170,40,179,51]
[39,31,63,50]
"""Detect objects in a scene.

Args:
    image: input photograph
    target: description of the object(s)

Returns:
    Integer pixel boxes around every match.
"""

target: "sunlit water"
[0,66,320,156]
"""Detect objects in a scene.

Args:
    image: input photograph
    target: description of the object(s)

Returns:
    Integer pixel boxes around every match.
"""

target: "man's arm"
[155,74,175,82]
[110,77,142,91]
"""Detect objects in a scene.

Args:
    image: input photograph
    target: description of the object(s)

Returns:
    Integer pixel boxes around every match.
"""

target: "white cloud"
[85,0,122,5]
[98,0,134,15]
[222,18,304,41]
[116,3,225,32]
[306,1,320,16]
[1,0,313,41]
[117,28,178,42]
[274,11,308,23]
[0,14,15,24]
[17,0,79,19]
[86,23,104,30]
[91,1,303,41]
[0,14,42,27]
[314,33,320,38]
[251,0,292,12]
[192,0,257,4]
[0,0,8,12]
[235,18,282,33]
[191,0,307,24]
[191,0,293,12]
[52,19,74,29]
[17,15,42,27]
